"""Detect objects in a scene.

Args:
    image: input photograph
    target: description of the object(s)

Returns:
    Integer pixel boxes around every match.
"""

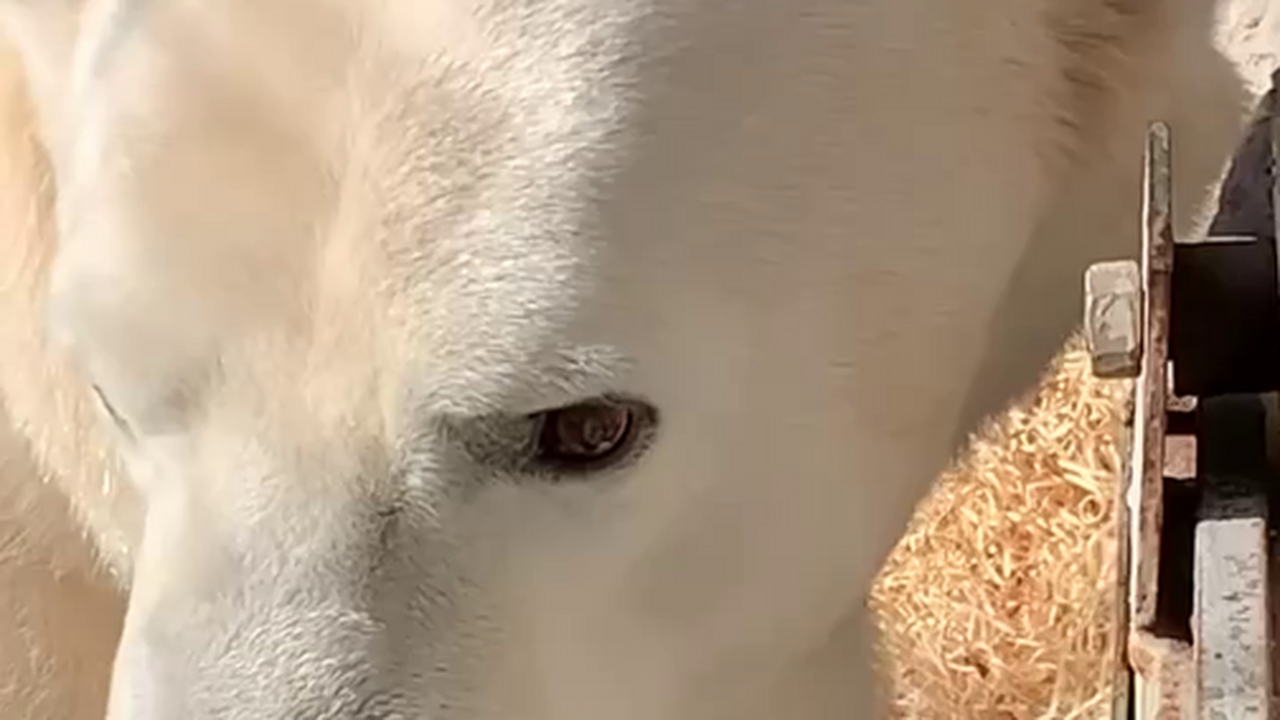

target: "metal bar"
[1193,516,1269,719]
[1124,121,1183,720]
[1132,120,1174,634]
[1193,395,1272,720]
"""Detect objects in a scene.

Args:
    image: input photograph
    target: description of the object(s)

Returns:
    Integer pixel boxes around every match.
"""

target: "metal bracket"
[1085,71,1280,720]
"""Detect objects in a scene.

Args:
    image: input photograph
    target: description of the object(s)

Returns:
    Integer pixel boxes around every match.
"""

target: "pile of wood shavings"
[871,336,1130,719]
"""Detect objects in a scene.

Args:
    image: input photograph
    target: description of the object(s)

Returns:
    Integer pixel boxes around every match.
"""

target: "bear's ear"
[0,1,84,133]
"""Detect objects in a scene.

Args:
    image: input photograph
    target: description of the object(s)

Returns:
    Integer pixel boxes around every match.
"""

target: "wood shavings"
[871,335,1128,719]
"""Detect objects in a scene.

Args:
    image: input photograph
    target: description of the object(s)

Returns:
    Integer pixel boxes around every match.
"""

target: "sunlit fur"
[0,0,1258,718]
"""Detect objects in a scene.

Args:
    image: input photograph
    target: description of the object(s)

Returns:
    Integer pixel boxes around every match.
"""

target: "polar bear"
[0,0,1258,718]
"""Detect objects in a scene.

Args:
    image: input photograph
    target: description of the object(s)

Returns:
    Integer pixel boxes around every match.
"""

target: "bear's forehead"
[53,0,635,425]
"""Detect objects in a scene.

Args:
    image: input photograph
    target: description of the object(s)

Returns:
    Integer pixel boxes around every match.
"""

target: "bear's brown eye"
[535,398,638,469]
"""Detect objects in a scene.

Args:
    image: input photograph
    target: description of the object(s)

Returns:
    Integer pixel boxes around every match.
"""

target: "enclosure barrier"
[1084,71,1280,720]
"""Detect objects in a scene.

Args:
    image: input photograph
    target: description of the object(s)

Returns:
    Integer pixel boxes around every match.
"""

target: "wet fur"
[0,0,1258,718]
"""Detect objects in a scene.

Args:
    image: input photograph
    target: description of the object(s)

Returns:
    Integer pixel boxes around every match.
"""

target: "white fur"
[0,0,1263,718]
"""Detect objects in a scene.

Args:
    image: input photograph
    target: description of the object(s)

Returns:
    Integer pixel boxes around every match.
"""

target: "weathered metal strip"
[1193,396,1272,720]
[1132,121,1173,637]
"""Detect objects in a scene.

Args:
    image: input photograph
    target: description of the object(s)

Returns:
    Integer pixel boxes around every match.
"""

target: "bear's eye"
[531,397,653,473]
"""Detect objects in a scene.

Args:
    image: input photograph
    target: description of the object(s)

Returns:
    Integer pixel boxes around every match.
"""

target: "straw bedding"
[871,335,1130,719]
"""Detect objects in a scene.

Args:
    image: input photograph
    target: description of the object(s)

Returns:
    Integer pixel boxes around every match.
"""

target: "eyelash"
[90,384,135,441]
